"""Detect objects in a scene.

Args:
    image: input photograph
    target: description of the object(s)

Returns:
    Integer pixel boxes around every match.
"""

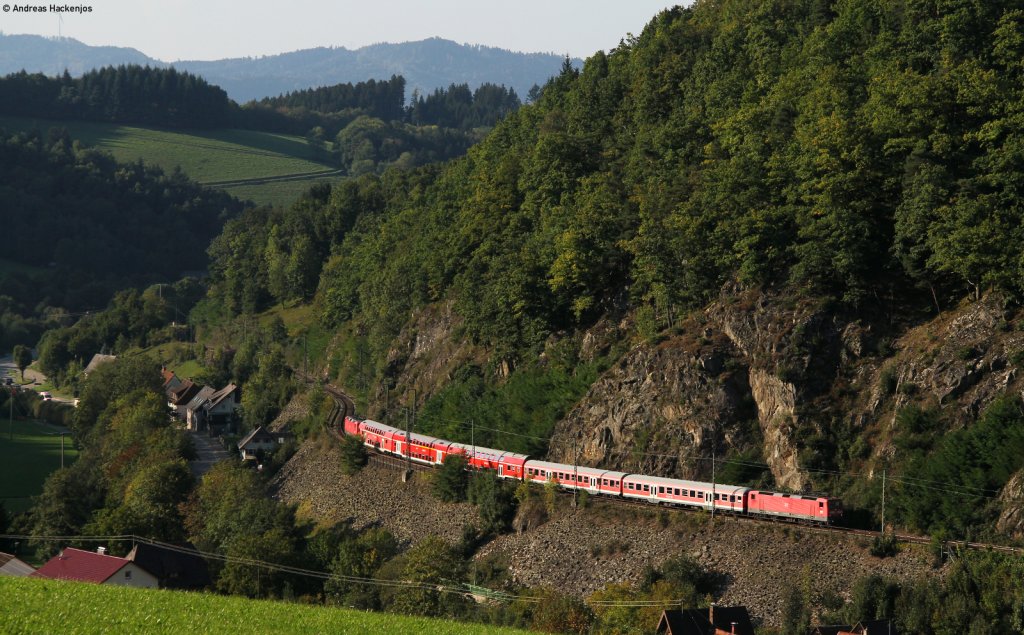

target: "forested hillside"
[209,0,1024,361]
[201,0,1024,536]
[0,128,242,351]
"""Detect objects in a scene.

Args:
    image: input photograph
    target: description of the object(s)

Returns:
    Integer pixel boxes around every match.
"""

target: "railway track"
[307,375,1024,557]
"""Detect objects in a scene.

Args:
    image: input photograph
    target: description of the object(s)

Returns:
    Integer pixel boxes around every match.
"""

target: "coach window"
[643,484,650,492]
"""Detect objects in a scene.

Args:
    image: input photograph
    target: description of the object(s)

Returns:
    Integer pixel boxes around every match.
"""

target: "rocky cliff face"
[368,299,486,419]
[550,290,1024,529]
[550,290,859,491]
[547,325,754,479]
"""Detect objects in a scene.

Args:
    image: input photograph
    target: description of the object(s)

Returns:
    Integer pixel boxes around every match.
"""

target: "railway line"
[311,378,1024,557]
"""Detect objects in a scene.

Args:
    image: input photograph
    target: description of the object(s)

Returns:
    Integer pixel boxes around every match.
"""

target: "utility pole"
[60,432,65,469]
[711,444,716,520]
[881,468,886,534]
[573,437,579,508]
[8,388,13,441]
[470,419,475,468]
[403,389,416,482]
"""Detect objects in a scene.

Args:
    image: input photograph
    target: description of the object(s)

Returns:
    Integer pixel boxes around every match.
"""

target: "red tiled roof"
[31,547,129,584]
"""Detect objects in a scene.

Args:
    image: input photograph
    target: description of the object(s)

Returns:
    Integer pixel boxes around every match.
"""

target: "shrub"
[433,454,468,502]
[870,533,898,558]
[543,477,558,515]
[339,434,367,475]
[879,366,897,395]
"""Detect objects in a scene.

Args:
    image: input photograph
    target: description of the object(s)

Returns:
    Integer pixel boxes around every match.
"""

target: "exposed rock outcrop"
[371,299,485,418]
[547,328,755,480]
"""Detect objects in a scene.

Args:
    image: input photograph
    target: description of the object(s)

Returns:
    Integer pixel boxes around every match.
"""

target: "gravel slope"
[273,438,938,627]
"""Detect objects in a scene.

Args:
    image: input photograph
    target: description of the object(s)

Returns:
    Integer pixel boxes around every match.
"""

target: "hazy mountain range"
[0,34,580,102]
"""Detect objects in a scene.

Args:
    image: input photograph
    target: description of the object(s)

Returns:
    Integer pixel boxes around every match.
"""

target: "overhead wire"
[3,533,694,608]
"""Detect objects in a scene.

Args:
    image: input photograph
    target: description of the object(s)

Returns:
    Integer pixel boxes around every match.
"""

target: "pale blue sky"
[0,1,685,61]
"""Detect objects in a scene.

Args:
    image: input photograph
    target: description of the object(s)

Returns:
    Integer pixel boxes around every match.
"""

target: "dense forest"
[209,0,1024,361]
[0,128,241,352]
[0,67,233,128]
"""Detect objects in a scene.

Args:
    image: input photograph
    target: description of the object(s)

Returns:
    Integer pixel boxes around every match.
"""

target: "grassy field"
[0,419,77,514]
[0,116,341,207]
[2,577,532,635]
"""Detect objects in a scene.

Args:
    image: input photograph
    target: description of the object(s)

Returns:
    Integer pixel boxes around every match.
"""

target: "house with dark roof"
[125,542,211,590]
[203,383,240,432]
[657,606,755,635]
[0,551,35,577]
[237,426,292,461]
[184,385,216,431]
[168,379,203,420]
[31,547,158,588]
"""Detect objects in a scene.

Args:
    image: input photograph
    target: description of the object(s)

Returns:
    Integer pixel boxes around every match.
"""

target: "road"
[0,355,75,404]
[188,431,231,477]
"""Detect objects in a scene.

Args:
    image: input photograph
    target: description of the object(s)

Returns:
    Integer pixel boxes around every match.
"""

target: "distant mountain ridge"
[0,34,580,102]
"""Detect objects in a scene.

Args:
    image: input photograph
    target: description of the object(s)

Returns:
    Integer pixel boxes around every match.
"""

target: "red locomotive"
[343,415,842,524]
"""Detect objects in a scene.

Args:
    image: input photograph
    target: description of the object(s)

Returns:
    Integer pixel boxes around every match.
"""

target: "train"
[343,415,843,524]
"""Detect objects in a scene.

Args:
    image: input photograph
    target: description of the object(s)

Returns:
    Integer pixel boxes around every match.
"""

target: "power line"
[5,533,696,608]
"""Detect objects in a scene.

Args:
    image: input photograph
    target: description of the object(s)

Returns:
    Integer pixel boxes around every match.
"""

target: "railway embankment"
[272,437,940,628]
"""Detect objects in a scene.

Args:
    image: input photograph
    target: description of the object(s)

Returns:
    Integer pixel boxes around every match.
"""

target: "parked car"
[39,391,52,400]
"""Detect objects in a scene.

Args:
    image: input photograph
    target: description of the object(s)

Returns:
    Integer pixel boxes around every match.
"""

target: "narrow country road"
[188,431,231,477]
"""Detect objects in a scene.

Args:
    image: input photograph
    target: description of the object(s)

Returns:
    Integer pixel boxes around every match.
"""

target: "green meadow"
[1,577,533,635]
[0,116,341,207]
[0,418,77,514]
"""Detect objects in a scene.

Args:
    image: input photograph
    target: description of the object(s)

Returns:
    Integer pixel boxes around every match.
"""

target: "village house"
[656,605,755,635]
[31,547,158,589]
[125,542,210,590]
[237,426,292,461]
[184,385,216,431]
[161,367,181,392]
[203,383,240,433]
[167,379,203,420]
